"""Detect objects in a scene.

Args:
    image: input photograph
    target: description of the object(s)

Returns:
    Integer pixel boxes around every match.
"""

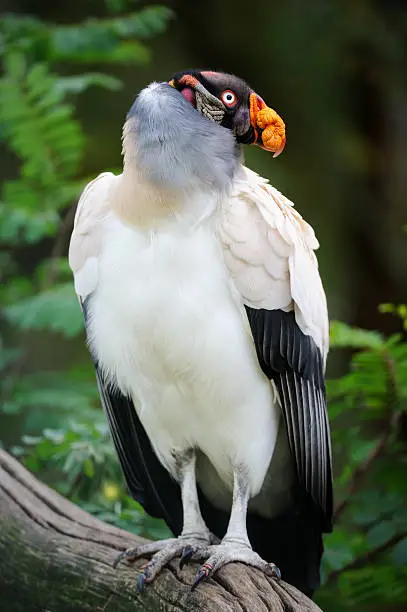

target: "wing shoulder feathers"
[69,172,118,299]
[222,166,332,528]
[220,165,328,360]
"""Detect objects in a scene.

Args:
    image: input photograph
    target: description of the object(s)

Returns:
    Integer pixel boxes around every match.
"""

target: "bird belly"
[197,418,295,519]
[88,215,280,497]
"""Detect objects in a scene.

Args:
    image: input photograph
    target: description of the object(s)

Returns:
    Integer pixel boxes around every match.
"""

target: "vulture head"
[169,70,286,158]
[124,70,285,192]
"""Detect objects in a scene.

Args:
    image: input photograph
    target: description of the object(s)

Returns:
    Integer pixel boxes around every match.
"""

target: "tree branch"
[326,530,407,585]
[0,450,322,612]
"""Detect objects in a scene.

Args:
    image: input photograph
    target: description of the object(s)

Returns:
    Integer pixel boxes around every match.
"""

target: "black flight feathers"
[245,307,333,531]
[95,367,183,534]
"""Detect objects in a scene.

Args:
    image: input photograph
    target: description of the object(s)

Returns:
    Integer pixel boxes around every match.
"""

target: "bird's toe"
[113,538,178,568]
[115,534,214,590]
[179,544,198,569]
[265,562,282,580]
[190,542,282,590]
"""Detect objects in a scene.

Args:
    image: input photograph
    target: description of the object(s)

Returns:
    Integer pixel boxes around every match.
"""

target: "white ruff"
[87,205,279,496]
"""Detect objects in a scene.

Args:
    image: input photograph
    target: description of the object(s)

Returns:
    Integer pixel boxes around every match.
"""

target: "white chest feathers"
[87,214,279,496]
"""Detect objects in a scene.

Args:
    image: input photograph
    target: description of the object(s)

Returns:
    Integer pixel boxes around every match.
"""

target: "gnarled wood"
[0,450,322,611]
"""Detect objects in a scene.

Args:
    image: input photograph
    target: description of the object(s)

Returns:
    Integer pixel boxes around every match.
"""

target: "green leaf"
[330,320,384,349]
[392,537,407,566]
[3,283,83,336]
[52,7,173,63]
[83,458,95,478]
[43,428,66,444]
[0,15,51,61]
[21,435,43,445]
[366,521,397,548]
[0,57,85,180]
[323,530,359,572]
[337,564,407,605]
[350,439,377,463]
[10,371,99,415]
[55,73,123,95]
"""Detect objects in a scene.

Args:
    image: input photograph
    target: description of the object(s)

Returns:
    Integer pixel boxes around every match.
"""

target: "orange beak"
[249,93,286,157]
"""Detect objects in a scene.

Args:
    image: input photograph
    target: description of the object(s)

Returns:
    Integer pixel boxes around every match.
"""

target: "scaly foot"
[182,540,281,590]
[113,533,217,592]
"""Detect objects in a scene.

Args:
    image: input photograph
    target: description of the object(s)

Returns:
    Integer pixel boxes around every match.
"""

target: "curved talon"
[191,569,207,591]
[137,572,146,593]
[179,545,195,570]
[191,562,213,591]
[113,550,128,569]
[113,547,139,568]
[267,563,282,580]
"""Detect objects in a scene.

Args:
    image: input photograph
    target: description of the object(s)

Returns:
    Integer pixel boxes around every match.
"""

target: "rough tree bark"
[0,450,323,611]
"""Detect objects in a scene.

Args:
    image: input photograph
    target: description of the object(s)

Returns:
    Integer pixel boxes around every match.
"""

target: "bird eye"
[221,90,237,107]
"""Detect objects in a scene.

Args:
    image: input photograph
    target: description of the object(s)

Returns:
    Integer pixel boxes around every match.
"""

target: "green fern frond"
[0,53,84,179]
[52,7,173,63]
[0,52,85,244]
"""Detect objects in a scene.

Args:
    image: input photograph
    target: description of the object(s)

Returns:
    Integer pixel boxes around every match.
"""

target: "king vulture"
[69,69,333,597]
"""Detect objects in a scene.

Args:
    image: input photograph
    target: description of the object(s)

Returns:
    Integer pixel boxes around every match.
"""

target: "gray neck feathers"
[123,82,239,194]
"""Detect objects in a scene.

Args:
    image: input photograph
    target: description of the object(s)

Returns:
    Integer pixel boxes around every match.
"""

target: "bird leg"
[113,448,215,591]
[188,467,281,589]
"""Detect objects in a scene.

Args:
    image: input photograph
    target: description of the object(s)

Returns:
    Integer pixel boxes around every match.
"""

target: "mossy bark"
[0,450,322,611]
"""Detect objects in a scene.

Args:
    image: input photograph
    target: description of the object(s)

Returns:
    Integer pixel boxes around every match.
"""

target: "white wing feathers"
[219,166,329,363]
[222,168,332,525]
[69,172,118,300]
[69,165,328,362]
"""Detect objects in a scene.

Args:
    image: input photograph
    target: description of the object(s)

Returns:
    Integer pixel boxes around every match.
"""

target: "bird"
[69,69,333,598]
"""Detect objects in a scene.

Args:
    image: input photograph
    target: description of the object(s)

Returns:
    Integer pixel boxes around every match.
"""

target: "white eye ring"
[221,90,237,107]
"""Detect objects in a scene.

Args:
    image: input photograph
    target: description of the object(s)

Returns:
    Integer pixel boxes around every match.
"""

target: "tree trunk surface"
[0,450,323,611]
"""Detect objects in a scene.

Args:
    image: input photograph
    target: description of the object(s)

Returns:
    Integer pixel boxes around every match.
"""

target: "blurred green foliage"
[319,317,407,609]
[0,0,173,542]
[0,3,406,611]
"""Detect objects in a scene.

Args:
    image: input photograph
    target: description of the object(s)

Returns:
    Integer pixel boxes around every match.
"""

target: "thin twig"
[326,531,407,585]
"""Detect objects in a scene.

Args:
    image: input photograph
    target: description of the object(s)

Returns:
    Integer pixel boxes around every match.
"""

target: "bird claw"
[114,540,168,568]
[191,563,213,591]
[137,567,153,593]
[188,542,282,590]
[137,572,146,593]
[114,535,212,591]
[113,548,138,568]
[179,545,196,570]
[114,537,281,592]
[266,563,281,580]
